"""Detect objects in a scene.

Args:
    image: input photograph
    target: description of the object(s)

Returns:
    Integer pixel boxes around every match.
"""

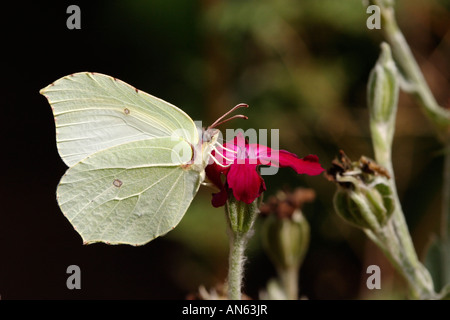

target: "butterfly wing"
[40,72,198,166]
[56,137,201,245]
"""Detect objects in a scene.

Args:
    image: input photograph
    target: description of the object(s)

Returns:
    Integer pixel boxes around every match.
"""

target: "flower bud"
[326,151,395,232]
[261,210,310,271]
[367,42,399,125]
[333,178,394,231]
[259,188,314,272]
[259,189,315,299]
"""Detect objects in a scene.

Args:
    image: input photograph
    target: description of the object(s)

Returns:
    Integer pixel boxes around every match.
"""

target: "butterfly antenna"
[208,103,249,129]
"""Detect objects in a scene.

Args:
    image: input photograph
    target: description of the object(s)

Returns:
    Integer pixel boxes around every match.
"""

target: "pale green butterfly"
[40,72,247,245]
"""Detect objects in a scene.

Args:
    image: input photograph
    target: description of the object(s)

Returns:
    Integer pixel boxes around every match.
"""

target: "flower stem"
[225,196,260,299]
[368,0,450,298]
[371,0,450,138]
[277,266,298,300]
[365,219,436,299]
[227,232,248,300]
[371,103,437,299]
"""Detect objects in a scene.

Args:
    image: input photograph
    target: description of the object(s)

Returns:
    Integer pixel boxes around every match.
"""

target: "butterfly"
[40,72,247,245]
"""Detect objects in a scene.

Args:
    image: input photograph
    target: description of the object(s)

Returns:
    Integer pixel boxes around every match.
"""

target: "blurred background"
[0,0,448,299]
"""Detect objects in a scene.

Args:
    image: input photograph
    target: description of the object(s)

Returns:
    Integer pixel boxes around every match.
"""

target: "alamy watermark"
[66,265,81,290]
[65,5,380,32]
[366,5,381,30]
[169,122,281,176]
[66,5,81,30]
[366,265,381,290]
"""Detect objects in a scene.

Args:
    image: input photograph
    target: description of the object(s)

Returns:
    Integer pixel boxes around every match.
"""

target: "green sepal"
[225,194,261,235]
[333,180,395,232]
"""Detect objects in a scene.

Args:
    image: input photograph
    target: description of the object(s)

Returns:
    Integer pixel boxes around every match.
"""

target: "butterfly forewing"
[40,72,199,166]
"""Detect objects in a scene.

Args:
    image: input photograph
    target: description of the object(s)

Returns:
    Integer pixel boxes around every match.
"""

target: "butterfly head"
[203,103,249,168]
[191,104,248,172]
[194,127,220,168]
[202,127,220,145]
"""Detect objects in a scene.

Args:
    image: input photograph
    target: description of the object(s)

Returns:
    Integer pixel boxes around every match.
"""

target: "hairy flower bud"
[333,178,394,231]
[368,43,399,155]
[326,151,395,231]
[260,188,313,271]
[368,42,399,125]
[261,211,310,271]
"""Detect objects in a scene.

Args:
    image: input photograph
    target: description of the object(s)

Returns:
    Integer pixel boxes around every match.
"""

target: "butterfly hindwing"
[56,137,201,245]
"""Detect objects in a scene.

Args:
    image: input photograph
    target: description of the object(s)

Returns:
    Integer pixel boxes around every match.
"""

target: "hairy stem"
[372,148,436,297]
[227,232,248,300]
[225,197,259,299]
[369,0,450,296]
[371,0,450,137]
[366,219,436,299]
[277,266,299,300]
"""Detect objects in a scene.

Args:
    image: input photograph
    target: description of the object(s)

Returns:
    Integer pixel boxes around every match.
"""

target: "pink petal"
[248,144,270,165]
[227,161,266,204]
[230,131,247,146]
[205,162,230,207]
[249,144,324,176]
[205,163,225,190]
[279,152,325,175]
[211,187,228,208]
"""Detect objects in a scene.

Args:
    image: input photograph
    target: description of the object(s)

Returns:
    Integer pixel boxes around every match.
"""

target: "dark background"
[0,0,448,299]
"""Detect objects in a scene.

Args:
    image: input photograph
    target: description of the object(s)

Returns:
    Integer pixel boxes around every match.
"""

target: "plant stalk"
[369,0,450,298]
[277,266,299,300]
[371,0,450,137]
[370,113,437,298]
[225,197,259,299]
[227,231,248,300]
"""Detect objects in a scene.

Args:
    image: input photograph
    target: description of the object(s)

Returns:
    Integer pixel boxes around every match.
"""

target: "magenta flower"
[205,132,325,207]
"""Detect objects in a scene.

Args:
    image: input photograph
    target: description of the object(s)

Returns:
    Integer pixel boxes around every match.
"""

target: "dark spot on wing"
[113,179,123,187]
